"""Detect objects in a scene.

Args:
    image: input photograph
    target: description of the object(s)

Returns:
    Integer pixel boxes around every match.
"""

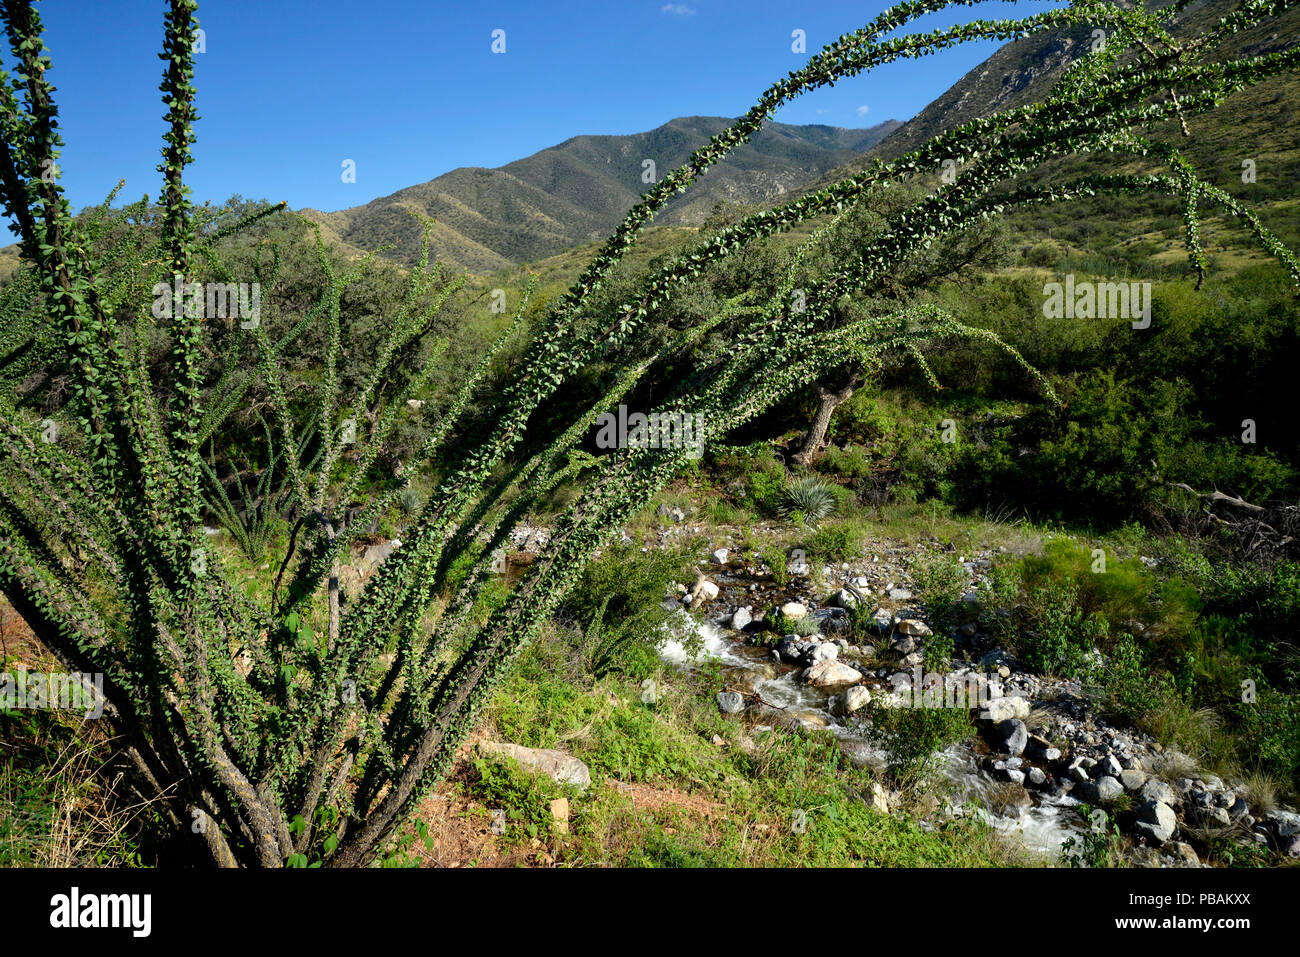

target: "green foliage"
[1060,804,1121,868]
[1017,579,1111,678]
[864,700,973,787]
[804,520,865,565]
[3,0,1298,868]
[467,754,573,843]
[911,551,968,659]
[781,475,838,528]
[563,542,691,679]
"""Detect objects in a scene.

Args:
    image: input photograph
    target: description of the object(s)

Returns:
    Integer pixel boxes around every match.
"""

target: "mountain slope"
[302,116,899,272]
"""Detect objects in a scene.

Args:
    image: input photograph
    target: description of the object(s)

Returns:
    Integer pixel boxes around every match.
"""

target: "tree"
[0,0,1296,867]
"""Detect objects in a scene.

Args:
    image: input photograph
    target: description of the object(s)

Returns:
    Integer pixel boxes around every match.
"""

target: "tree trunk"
[792,373,861,465]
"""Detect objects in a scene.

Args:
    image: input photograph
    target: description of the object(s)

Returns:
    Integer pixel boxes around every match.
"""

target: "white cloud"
[661,4,696,14]
[856,105,870,117]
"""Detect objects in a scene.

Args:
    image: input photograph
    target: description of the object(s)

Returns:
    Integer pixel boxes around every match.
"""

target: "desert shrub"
[781,476,838,527]
[804,520,864,565]
[912,552,968,635]
[1018,538,1153,625]
[816,443,875,483]
[712,445,787,515]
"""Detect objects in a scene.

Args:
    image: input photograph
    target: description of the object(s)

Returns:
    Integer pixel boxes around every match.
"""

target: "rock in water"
[996,719,1028,756]
[730,606,752,631]
[843,686,872,713]
[804,659,862,688]
[478,742,591,792]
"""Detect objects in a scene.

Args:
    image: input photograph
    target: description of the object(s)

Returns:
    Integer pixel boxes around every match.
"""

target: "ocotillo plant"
[1,0,1298,867]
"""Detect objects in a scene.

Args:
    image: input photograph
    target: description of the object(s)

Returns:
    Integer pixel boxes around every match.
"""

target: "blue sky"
[28,0,1048,214]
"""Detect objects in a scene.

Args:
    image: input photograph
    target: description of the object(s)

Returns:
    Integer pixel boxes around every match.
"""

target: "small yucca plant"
[781,476,838,528]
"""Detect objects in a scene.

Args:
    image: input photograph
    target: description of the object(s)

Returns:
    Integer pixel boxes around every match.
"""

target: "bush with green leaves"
[864,700,974,787]
[3,0,1297,866]
[562,542,692,680]
[804,520,866,565]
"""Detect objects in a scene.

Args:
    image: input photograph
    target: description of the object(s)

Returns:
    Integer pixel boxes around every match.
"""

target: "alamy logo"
[151,274,261,327]
[1,667,104,718]
[594,404,706,460]
[1042,274,1151,329]
[49,887,151,937]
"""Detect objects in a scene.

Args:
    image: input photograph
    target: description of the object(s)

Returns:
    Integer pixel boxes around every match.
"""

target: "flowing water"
[660,607,1086,859]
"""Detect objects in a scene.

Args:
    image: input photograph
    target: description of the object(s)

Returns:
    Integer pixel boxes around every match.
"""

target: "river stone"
[1193,804,1231,827]
[997,719,1028,757]
[1140,779,1179,807]
[896,618,932,637]
[983,694,1030,722]
[843,685,872,713]
[1120,769,1147,791]
[809,641,839,663]
[781,601,808,619]
[730,607,752,631]
[804,659,862,688]
[829,588,859,609]
[1267,809,1300,837]
[1134,800,1177,844]
[717,691,745,714]
[478,742,591,792]
[1095,776,1124,803]
[1027,766,1047,787]
[691,578,720,602]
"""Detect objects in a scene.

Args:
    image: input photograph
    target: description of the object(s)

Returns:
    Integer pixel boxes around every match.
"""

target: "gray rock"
[1119,769,1147,791]
[804,659,862,688]
[982,694,1030,722]
[888,588,912,601]
[891,636,917,655]
[1093,776,1124,804]
[478,742,591,792]
[717,691,745,714]
[896,618,932,637]
[1100,755,1123,778]
[1027,767,1047,787]
[997,719,1028,757]
[1134,800,1177,844]
[1140,779,1179,806]
[1193,804,1231,827]
[711,548,730,565]
[1006,768,1026,785]
[829,588,860,610]
[810,641,839,663]
[730,606,752,631]
[843,685,872,714]
[1267,809,1300,838]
